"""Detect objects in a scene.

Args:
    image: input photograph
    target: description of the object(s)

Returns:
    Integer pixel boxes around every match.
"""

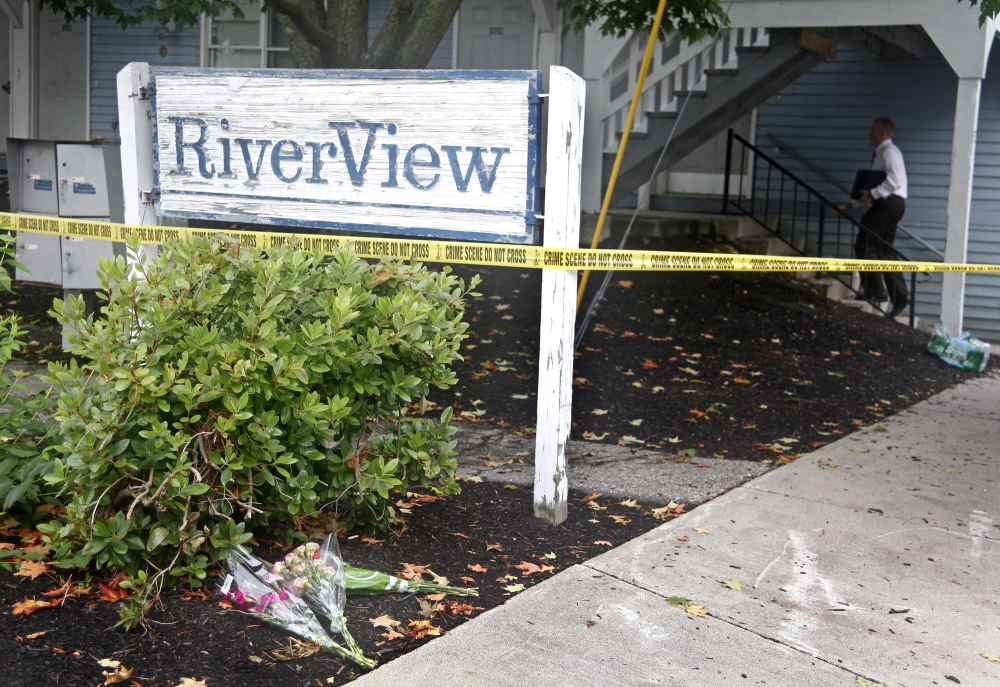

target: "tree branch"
[268,0,339,63]
[361,0,416,68]
[392,0,462,69]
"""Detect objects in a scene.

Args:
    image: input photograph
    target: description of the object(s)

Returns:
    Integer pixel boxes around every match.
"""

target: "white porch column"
[940,76,982,335]
[9,0,35,138]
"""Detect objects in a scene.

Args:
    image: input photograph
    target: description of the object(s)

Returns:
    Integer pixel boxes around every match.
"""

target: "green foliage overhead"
[40,0,243,28]
[38,234,476,600]
[960,0,1000,24]
[559,0,729,41]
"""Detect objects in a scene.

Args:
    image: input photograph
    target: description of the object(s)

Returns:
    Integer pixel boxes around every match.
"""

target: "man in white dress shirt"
[839,118,909,318]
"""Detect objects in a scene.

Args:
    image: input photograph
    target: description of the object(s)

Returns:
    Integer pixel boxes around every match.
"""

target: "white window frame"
[200,4,292,68]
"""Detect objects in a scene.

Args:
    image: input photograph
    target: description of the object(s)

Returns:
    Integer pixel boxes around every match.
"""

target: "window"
[204,2,294,68]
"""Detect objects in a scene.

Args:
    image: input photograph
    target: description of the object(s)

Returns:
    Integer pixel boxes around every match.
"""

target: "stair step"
[673,89,706,99]
[645,111,678,121]
[735,45,769,54]
[705,69,737,90]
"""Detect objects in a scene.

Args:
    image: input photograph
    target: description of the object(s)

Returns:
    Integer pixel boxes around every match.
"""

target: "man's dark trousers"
[856,195,908,305]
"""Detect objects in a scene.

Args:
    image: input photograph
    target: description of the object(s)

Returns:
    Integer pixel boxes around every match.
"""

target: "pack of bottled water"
[927,322,990,372]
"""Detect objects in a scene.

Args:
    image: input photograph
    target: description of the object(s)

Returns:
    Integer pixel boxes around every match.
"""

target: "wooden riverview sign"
[149,68,543,243]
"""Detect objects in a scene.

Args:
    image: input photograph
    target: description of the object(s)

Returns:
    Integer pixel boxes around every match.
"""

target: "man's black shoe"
[888,298,910,318]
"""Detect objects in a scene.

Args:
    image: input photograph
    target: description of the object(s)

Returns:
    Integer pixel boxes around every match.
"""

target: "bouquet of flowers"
[270,535,366,661]
[344,563,479,597]
[220,545,376,669]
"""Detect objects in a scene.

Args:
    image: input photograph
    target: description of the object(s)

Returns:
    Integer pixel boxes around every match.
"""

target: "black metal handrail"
[722,129,918,326]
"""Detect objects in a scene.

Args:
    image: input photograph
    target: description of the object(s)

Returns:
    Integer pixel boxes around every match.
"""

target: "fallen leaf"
[361,536,383,545]
[100,662,133,685]
[616,280,633,288]
[685,604,708,617]
[609,514,631,525]
[652,308,664,315]
[97,580,131,603]
[982,653,1000,663]
[628,419,644,426]
[674,535,689,542]
[424,593,447,601]
[514,561,542,576]
[382,628,405,640]
[502,583,525,593]
[591,408,608,415]
[14,560,50,579]
[542,552,557,559]
[12,597,59,615]
[585,620,598,628]
[175,679,209,687]
[579,492,603,502]
[248,656,264,663]
[439,601,483,617]
[511,394,529,400]
[594,540,613,547]
[398,562,431,580]
[721,579,744,590]
[640,358,660,369]
[856,678,885,687]
[458,576,476,584]
[619,499,640,508]
[41,578,91,598]
[370,615,400,629]
[695,528,710,535]
[25,631,47,639]
[666,596,692,607]
[467,563,487,573]
[0,542,14,550]
[871,425,888,433]
[582,432,608,441]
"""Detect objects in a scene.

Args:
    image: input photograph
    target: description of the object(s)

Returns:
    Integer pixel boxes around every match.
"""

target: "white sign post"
[534,67,585,525]
[117,63,584,525]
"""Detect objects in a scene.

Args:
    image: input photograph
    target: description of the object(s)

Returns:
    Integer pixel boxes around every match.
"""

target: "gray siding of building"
[90,19,202,141]
[755,45,1000,340]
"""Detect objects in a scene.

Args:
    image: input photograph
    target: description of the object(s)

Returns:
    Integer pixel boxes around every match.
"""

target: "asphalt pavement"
[354,369,1000,687]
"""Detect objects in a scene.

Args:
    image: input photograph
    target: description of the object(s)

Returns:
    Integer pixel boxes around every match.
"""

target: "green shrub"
[0,230,57,514]
[39,234,476,594]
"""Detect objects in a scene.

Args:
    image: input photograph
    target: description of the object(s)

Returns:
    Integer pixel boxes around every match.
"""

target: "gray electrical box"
[8,138,123,289]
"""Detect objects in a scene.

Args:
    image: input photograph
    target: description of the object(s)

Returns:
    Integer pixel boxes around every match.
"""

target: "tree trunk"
[327,0,370,68]
[271,0,462,70]
[392,0,462,69]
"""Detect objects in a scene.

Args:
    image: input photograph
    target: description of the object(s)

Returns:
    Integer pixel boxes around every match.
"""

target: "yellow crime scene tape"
[3,211,999,274]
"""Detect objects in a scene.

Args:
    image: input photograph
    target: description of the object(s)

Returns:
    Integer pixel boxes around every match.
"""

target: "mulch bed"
[0,234,972,686]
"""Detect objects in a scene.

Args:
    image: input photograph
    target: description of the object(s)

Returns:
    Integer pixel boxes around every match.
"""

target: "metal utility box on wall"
[8,138,124,289]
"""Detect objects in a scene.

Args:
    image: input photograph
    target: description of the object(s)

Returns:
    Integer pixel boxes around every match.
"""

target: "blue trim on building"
[157,188,529,217]
[161,208,536,244]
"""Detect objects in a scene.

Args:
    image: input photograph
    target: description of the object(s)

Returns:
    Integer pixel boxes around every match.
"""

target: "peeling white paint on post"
[534,67,585,525]
[117,62,161,264]
[147,68,543,244]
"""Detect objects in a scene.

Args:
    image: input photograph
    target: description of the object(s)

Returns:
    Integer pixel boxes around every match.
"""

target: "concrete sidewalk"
[353,371,1000,687]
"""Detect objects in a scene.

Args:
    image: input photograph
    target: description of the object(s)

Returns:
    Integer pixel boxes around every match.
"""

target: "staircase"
[600,28,829,207]
[721,129,923,326]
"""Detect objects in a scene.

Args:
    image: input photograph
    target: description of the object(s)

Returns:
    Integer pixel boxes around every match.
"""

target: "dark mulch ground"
[0,233,972,686]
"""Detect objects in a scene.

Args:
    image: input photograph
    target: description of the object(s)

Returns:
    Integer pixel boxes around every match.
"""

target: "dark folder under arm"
[850,169,887,199]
